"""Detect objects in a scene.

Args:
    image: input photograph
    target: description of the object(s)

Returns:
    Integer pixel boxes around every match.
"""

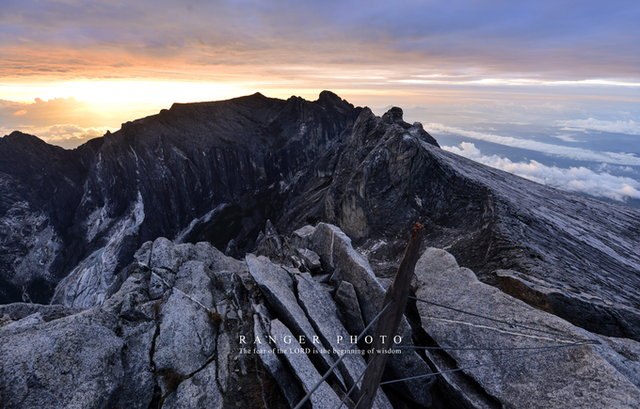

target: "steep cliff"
[1,92,363,305]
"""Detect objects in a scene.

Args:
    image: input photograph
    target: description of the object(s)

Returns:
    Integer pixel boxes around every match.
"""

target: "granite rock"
[270,319,343,409]
[414,247,640,409]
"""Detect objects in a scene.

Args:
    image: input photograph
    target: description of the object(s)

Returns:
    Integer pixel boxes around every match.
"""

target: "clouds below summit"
[425,123,640,166]
[559,118,640,136]
[0,97,162,147]
[443,142,640,202]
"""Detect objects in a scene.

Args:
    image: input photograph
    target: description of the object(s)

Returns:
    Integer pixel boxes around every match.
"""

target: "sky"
[1,0,640,205]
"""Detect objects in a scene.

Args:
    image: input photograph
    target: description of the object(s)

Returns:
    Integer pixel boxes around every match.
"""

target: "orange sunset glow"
[2,0,639,188]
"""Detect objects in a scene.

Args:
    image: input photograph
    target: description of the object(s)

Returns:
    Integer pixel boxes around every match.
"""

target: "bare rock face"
[161,361,223,409]
[413,247,640,409]
[270,319,343,409]
[2,91,640,408]
[295,272,394,409]
[272,98,640,346]
[334,281,366,336]
[246,254,339,377]
[0,230,434,409]
[0,308,124,409]
[3,92,639,349]
[292,222,434,407]
[0,92,362,306]
[0,238,271,409]
[0,132,102,304]
[495,269,640,342]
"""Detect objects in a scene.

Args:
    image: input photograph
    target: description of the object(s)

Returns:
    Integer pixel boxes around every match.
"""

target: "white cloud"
[426,123,640,166]
[558,118,640,136]
[443,142,640,202]
[1,124,112,149]
[551,133,582,143]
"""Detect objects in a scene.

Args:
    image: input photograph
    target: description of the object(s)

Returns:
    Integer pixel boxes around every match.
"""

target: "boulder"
[162,361,223,409]
[0,237,281,409]
[334,281,366,335]
[414,247,640,408]
[0,309,124,409]
[153,286,217,379]
[270,319,342,409]
[307,223,385,324]
[254,219,285,259]
[496,269,640,342]
[0,303,84,326]
[118,321,157,409]
[298,222,434,406]
[296,273,393,409]
[253,310,304,407]
[246,254,338,376]
[296,248,322,273]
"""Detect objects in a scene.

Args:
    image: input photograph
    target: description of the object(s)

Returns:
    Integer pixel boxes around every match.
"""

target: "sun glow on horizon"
[1,80,257,105]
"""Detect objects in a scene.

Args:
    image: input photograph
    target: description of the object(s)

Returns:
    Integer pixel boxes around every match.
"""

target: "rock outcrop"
[413,247,640,408]
[2,91,640,408]
[0,226,428,409]
[0,238,262,409]
[2,227,639,408]
[0,92,363,305]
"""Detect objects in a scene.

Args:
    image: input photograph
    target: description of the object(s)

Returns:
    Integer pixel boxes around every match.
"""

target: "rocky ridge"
[2,223,639,409]
[1,92,640,408]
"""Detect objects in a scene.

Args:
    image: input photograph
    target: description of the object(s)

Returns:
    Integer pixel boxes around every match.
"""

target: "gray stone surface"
[597,335,640,389]
[496,269,640,342]
[291,225,315,249]
[148,272,165,299]
[162,361,223,409]
[4,93,640,366]
[0,309,124,409]
[1,311,44,329]
[309,223,385,324]
[253,312,304,408]
[246,254,336,374]
[297,248,322,273]
[303,222,434,407]
[334,281,366,335]
[0,237,278,409]
[296,273,393,409]
[174,260,216,309]
[415,247,640,409]
[149,237,192,272]
[153,290,217,377]
[217,332,231,393]
[139,237,247,278]
[254,219,285,259]
[0,303,84,326]
[102,265,153,321]
[118,321,157,409]
[270,319,342,409]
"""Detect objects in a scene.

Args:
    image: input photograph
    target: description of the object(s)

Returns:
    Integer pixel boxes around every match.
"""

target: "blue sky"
[1,0,639,204]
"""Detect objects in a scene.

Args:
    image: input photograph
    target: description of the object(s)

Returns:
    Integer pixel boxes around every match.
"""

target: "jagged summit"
[1,92,640,409]
[0,91,639,344]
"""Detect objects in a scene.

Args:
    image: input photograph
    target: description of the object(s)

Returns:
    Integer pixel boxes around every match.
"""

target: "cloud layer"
[426,123,640,166]
[1,0,639,83]
[0,97,164,148]
[559,118,640,136]
[443,142,640,202]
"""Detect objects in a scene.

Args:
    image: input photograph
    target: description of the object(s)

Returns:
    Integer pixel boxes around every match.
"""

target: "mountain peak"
[318,90,342,102]
[382,106,408,126]
[1,92,640,408]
